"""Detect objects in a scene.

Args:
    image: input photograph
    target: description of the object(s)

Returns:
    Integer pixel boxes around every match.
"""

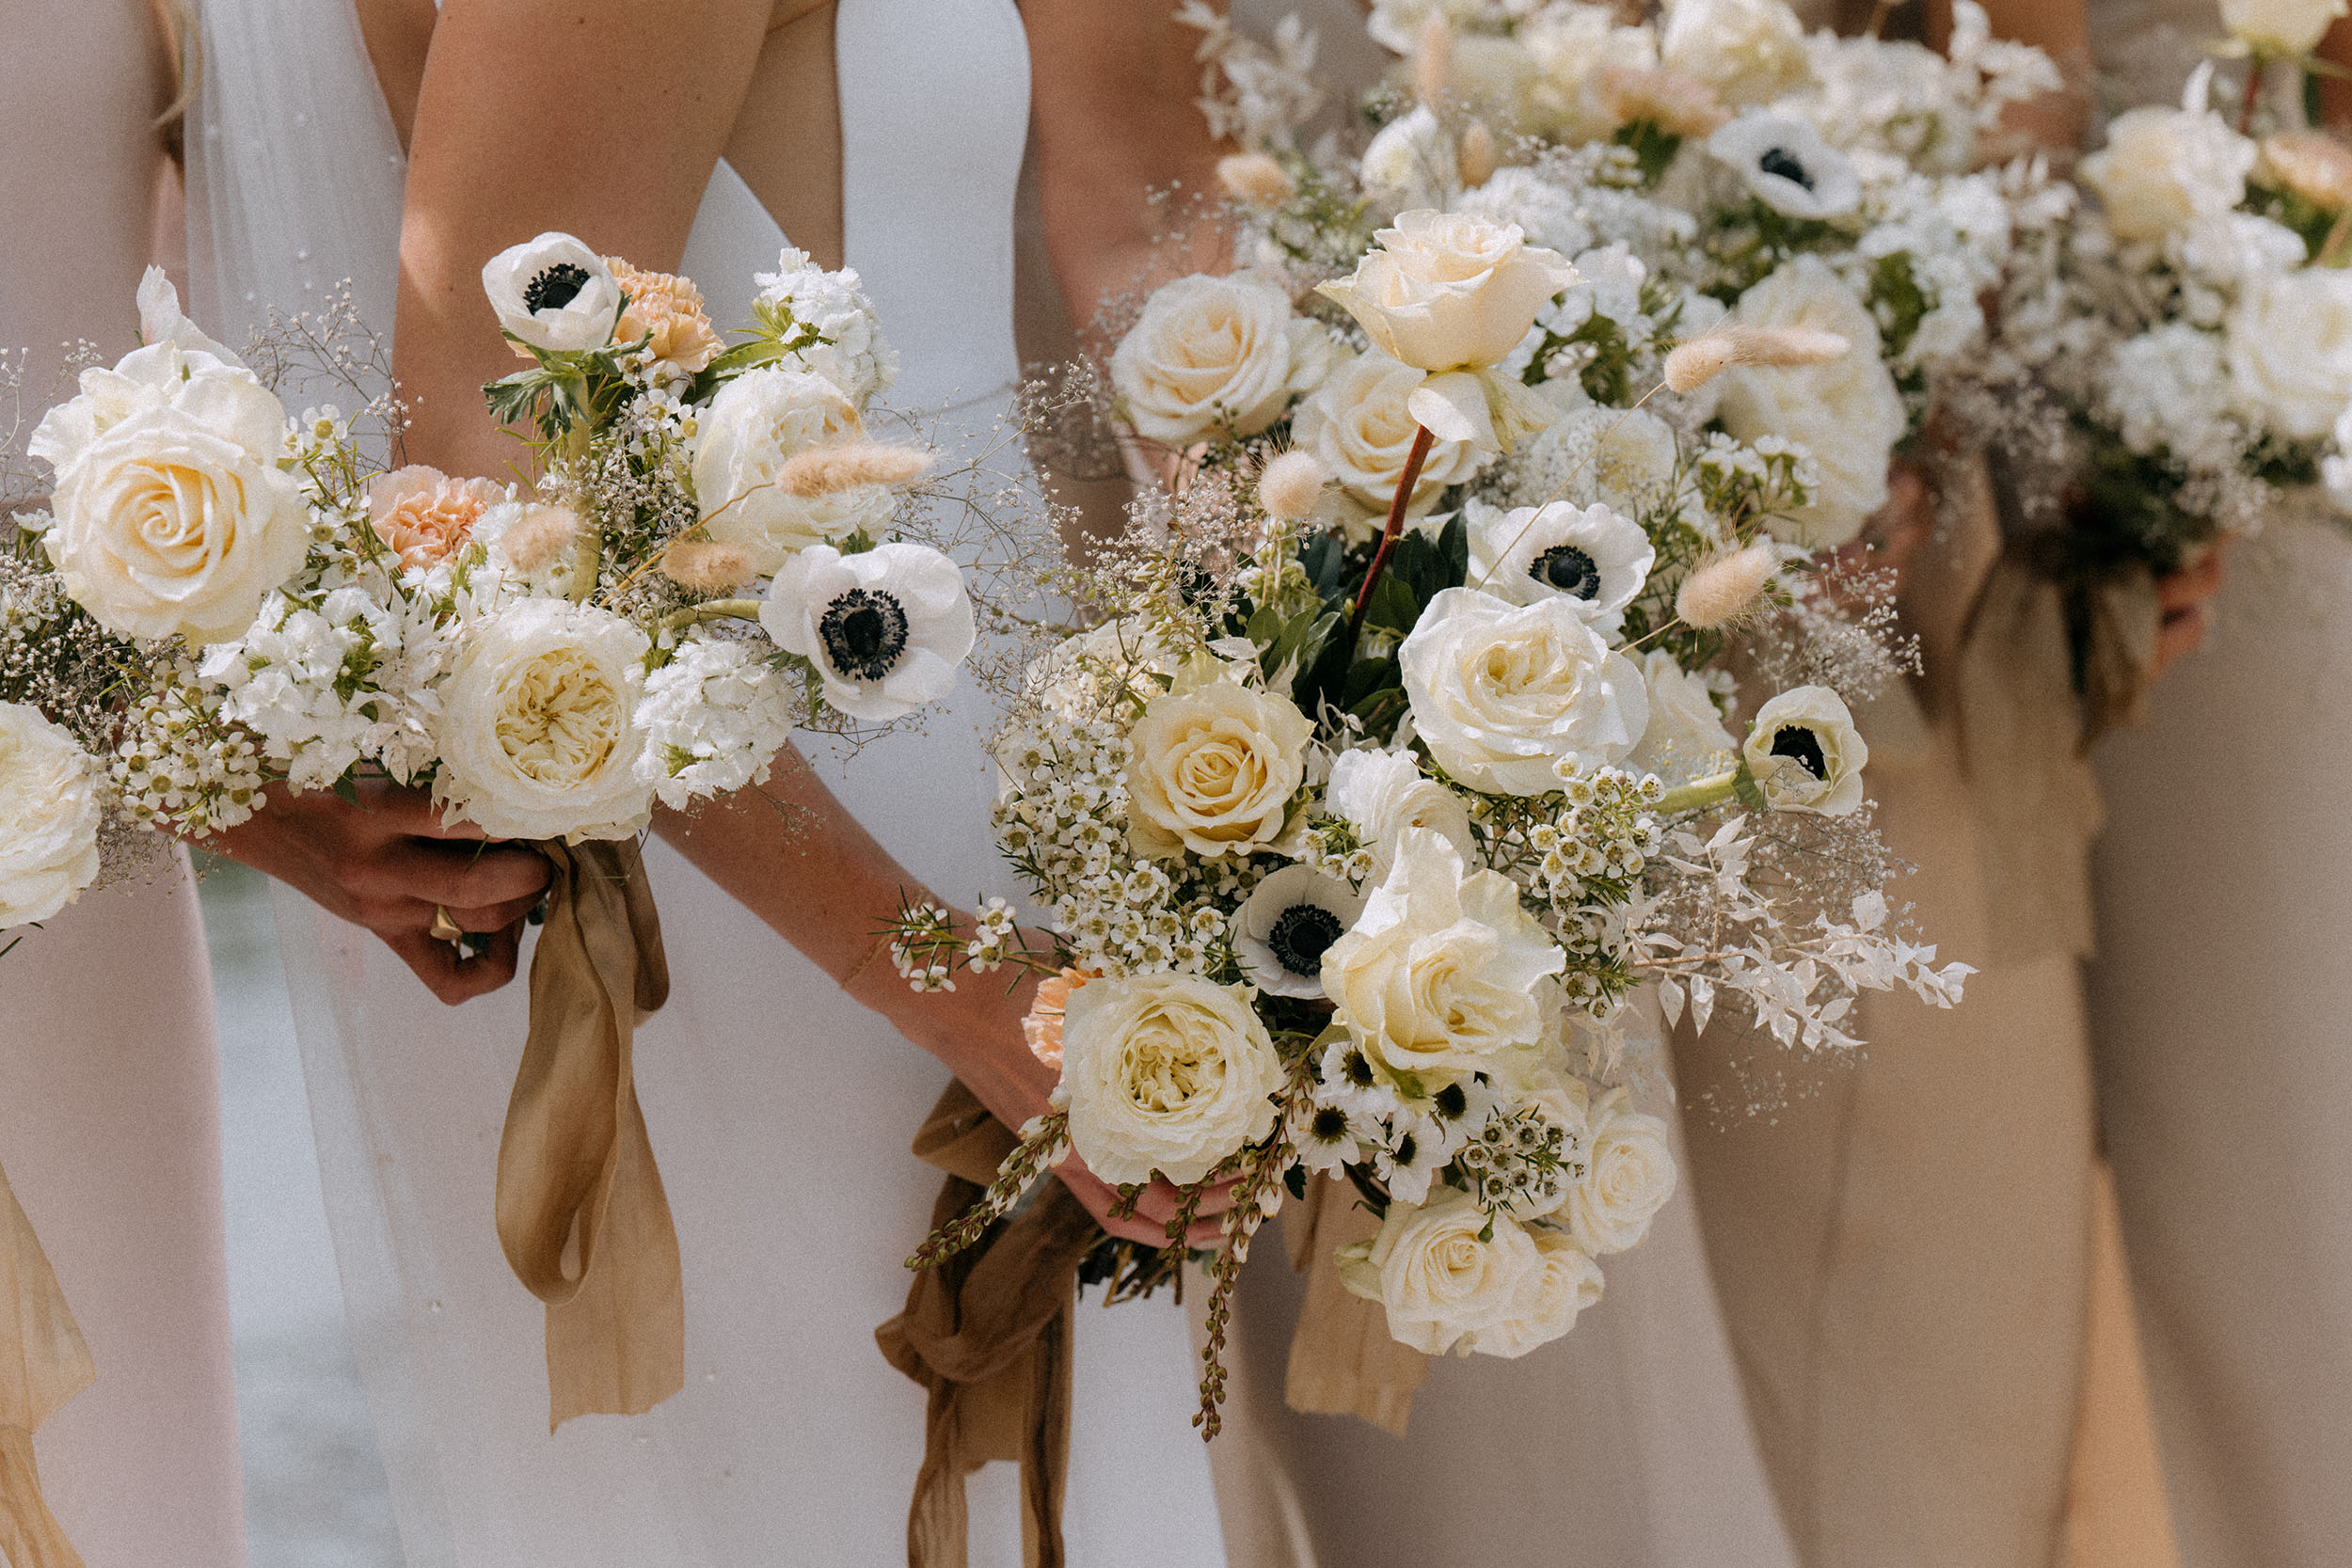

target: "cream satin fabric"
[0,1159,95,1568]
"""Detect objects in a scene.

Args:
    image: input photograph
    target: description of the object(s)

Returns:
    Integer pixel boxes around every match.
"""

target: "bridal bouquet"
[893,170,1970,1431]
[1,238,975,927]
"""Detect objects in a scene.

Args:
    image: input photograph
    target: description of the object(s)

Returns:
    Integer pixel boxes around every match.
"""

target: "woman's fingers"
[383,921,523,1006]
[364,838,551,913]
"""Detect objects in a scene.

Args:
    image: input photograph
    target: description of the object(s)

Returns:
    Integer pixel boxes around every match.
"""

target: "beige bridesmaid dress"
[0,2,247,1561]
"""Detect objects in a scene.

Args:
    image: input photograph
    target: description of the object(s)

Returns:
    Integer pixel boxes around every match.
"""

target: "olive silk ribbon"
[878,1083,1099,1568]
[493,838,683,1430]
[0,1155,94,1568]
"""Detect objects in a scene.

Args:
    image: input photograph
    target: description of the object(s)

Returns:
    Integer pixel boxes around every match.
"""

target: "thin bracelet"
[841,930,894,990]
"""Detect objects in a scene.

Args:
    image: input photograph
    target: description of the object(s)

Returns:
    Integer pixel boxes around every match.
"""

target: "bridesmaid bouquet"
[1195,0,2065,550]
[891,175,1970,1433]
[1973,63,2352,581]
[0,239,978,927]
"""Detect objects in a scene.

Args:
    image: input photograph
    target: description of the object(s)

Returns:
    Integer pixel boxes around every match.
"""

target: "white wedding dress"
[189,2,1227,1563]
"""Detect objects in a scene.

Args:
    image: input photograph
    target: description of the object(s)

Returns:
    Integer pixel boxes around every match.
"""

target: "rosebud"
[1217,151,1297,206]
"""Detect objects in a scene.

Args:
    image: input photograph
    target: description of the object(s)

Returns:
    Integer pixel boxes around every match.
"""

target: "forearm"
[1026,0,1229,353]
[652,749,1056,1120]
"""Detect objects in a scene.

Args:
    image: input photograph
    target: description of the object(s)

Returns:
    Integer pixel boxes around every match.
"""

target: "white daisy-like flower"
[1232,863,1368,1000]
[480,232,622,355]
[1465,499,1654,634]
[1377,1110,1454,1204]
[1708,113,1864,221]
[761,542,976,722]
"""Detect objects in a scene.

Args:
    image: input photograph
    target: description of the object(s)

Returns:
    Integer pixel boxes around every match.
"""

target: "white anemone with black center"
[1706,112,1864,222]
[1231,863,1368,999]
[760,541,976,723]
[1462,498,1656,635]
[479,231,623,355]
[1740,683,1868,816]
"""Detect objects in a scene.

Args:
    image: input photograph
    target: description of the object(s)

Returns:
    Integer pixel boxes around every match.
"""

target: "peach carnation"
[365,465,502,570]
[1022,967,1096,1072]
[605,257,724,374]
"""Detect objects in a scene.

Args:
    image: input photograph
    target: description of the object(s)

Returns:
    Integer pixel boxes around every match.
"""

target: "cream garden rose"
[1316,211,1581,374]
[1659,0,1810,107]
[434,598,655,842]
[1713,257,1905,548]
[1626,647,1737,783]
[29,341,311,644]
[1124,663,1311,860]
[1325,745,1475,880]
[1059,972,1284,1186]
[1323,828,1566,1093]
[2079,107,2256,243]
[1568,1086,1677,1255]
[691,366,890,574]
[1341,1193,1597,1356]
[1398,587,1649,795]
[1291,352,1486,532]
[2221,0,2346,55]
[1109,274,1335,447]
[2226,267,2352,440]
[0,703,102,927]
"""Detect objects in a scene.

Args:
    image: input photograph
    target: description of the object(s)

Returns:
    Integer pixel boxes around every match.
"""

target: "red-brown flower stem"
[1347,422,1438,653]
[2241,56,2265,135]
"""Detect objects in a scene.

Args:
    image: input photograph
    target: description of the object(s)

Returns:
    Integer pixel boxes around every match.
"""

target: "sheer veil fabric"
[190,2,1228,1562]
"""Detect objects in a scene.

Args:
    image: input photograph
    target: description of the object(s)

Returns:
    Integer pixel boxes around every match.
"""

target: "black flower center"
[1769,723,1827,779]
[523,261,593,315]
[1393,1130,1420,1166]
[1531,544,1602,599]
[1268,903,1346,976]
[1434,1082,1469,1120]
[1759,148,1815,191]
[1310,1106,1352,1144]
[818,588,912,681]
[1340,1049,1376,1088]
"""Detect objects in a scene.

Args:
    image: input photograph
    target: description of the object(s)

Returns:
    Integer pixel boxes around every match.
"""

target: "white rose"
[1124,664,1311,860]
[135,266,238,363]
[2226,267,2352,440]
[1713,257,1905,548]
[0,703,102,927]
[1110,274,1334,448]
[691,367,893,574]
[1399,588,1649,795]
[481,232,623,355]
[1569,1086,1677,1255]
[2079,107,2256,244]
[1060,972,1284,1186]
[1362,107,1461,214]
[2327,404,2352,512]
[1660,0,1811,107]
[1292,353,1487,532]
[29,341,310,644]
[1325,746,1475,880]
[1707,113,1864,221]
[1464,499,1654,633]
[763,542,975,723]
[1742,683,1867,815]
[1626,648,1737,783]
[1467,1227,1605,1357]
[1339,1194,1552,1356]
[1518,7,1662,144]
[434,598,655,842]
[2221,0,2346,55]
[1324,828,1567,1093]
[1317,211,1581,374]
[1231,863,1368,1000]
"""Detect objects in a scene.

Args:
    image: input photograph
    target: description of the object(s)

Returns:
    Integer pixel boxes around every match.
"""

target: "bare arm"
[1025,0,1229,356]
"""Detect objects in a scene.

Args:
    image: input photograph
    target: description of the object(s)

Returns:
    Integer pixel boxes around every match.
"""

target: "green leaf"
[1732,761,1769,814]
[1361,571,1421,637]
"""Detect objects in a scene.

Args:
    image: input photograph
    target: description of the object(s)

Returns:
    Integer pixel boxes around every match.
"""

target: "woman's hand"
[2151,540,2230,680]
[209,778,549,1004]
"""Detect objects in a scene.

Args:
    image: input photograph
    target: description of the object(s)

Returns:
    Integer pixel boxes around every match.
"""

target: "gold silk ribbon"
[1279,1173,1428,1436]
[878,1082,1099,1568]
[493,838,682,1430]
[0,1156,94,1568]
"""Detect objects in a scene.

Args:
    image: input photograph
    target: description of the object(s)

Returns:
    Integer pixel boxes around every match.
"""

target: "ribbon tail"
[495,839,683,1429]
[0,1426,86,1568]
[0,1157,95,1568]
[1281,1174,1427,1437]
